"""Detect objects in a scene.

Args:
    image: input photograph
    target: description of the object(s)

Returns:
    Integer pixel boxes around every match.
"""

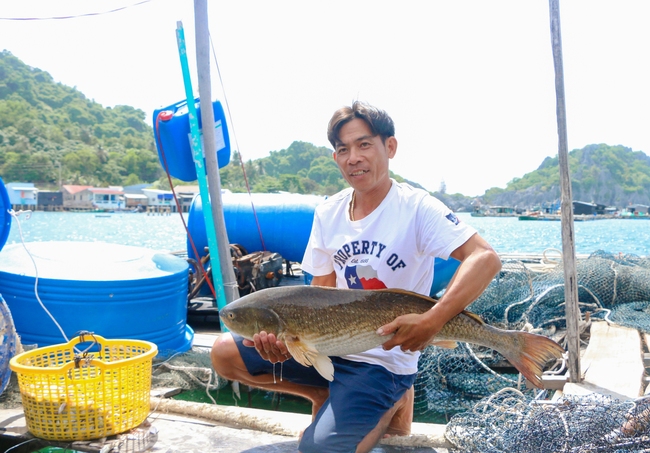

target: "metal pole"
[176,21,232,332]
[194,0,239,307]
[549,0,581,383]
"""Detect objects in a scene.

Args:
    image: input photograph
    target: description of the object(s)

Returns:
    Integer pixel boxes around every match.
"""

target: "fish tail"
[500,331,564,388]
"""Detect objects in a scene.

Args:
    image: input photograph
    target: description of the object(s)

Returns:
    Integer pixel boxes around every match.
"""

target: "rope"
[209,33,267,253]
[154,112,217,300]
[7,209,70,344]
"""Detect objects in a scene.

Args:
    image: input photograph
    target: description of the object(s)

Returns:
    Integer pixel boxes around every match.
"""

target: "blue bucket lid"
[0,177,11,252]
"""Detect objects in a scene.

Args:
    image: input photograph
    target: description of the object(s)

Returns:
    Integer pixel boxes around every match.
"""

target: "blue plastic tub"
[0,241,193,354]
[153,99,231,181]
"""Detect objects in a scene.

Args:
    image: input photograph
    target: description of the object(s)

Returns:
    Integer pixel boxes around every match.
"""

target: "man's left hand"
[377,312,439,352]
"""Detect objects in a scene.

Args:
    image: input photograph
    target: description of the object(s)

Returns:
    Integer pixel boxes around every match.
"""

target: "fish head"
[219,304,282,340]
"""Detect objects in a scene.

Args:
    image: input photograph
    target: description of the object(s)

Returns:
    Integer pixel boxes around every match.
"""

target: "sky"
[1,0,649,196]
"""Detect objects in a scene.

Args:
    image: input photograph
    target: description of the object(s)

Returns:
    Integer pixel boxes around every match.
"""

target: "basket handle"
[69,332,108,347]
[66,332,108,372]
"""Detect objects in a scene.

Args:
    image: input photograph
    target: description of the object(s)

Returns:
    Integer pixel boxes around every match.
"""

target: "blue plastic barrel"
[0,241,193,354]
[188,192,325,265]
[430,257,461,297]
[153,99,231,182]
[0,176,11,251]
[187,192,460,295]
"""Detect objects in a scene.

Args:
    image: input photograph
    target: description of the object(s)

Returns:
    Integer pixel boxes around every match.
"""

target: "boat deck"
[0,315,452,453]
[0,406,449,453]
[3,319,645,452]
[2,257,648,452]
[559,321,647,400]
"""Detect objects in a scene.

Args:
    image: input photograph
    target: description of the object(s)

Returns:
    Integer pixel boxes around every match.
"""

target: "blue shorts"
[234,334,416,453]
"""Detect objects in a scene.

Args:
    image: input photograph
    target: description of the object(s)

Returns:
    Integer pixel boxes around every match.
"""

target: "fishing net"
[446,389,650,453]
[152,349,228,398]
[411,250,650,450]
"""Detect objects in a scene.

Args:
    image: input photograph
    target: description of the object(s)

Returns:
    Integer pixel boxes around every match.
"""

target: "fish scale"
[220,285,564,387]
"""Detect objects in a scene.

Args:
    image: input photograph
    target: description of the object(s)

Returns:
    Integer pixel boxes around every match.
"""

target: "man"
[211,101,501,452]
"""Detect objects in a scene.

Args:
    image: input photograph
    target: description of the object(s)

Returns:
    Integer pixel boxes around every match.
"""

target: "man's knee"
[299,403,361,453]
[210,333,240,380]
[299,425,345,453]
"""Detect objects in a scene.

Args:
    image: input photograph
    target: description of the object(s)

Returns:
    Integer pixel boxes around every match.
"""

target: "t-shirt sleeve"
[301,211,334,277]
[417,195,477,260]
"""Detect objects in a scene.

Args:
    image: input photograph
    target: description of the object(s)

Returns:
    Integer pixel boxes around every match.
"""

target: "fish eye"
[227,313,235,319]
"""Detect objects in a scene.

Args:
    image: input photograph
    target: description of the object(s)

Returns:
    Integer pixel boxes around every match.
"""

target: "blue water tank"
[0,241,193,354]
[187,192,460,296]
[188,192,325,264]
[153,99,231,182]
[0,176,11,252]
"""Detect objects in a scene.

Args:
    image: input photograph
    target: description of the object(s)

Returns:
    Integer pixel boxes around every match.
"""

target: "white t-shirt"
[301,180,477,375]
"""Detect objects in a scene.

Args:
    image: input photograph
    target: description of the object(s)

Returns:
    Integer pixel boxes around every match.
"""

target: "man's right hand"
[243,331,292,364]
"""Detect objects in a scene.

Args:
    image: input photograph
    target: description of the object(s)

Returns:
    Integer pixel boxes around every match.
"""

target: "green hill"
[483,144,650,208]
[0,51,427,197]
[3,51,648,210]
[0,50,160,188]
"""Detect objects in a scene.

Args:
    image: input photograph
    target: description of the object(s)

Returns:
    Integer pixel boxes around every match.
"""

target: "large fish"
[219,285,564,388]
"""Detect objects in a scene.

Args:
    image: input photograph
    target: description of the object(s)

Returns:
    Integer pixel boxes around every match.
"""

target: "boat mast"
[549,0,581,383]
[193,0,239,309]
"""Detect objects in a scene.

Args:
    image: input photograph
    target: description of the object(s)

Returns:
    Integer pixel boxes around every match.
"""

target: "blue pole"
[176,21,228,330]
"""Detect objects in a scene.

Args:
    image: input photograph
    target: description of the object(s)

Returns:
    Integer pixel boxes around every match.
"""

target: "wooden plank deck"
[562,321,645,400]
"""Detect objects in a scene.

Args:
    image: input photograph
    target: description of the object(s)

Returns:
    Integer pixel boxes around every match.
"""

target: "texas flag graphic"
[344,265,387,289]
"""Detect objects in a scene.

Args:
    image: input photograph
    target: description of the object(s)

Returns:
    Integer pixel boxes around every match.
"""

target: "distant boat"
[519,212,614,221]
[518,212,560,221]
[471,206,518,217]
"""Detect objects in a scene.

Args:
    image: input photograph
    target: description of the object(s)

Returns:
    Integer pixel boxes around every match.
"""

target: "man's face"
[332,118,397,195]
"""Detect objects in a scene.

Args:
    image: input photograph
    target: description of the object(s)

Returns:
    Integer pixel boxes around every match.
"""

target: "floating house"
[624,204,650,217]
[123,184,152,209]
[36,190,63,211]
[90,187,124,211]
[62,185,94,210]
[142,188,176,212]
[6,182,37,209]
[573,201,608,215]
[174,185,201,212]
[572,201,597,215]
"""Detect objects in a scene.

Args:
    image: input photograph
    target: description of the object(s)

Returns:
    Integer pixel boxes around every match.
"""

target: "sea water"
[463,214,650,256]
[5,211,188,253]
[5,211,649,257]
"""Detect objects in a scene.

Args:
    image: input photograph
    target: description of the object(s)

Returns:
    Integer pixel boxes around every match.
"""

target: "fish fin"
[430,340,458,349]
[312,354,334,382]
[501,330,565,389]
[461,310,486,325]
[284,336,335,382]
[380,288,437,303]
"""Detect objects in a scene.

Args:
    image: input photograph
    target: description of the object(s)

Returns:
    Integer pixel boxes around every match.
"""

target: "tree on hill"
[0,50,160,188]
[484,144,650,208]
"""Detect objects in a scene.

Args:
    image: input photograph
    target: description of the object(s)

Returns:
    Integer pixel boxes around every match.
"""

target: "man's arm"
[311,271,336,287]
[378,233,501,352]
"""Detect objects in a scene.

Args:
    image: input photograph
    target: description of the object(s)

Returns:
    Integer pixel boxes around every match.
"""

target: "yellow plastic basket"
[9,334,157,441]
